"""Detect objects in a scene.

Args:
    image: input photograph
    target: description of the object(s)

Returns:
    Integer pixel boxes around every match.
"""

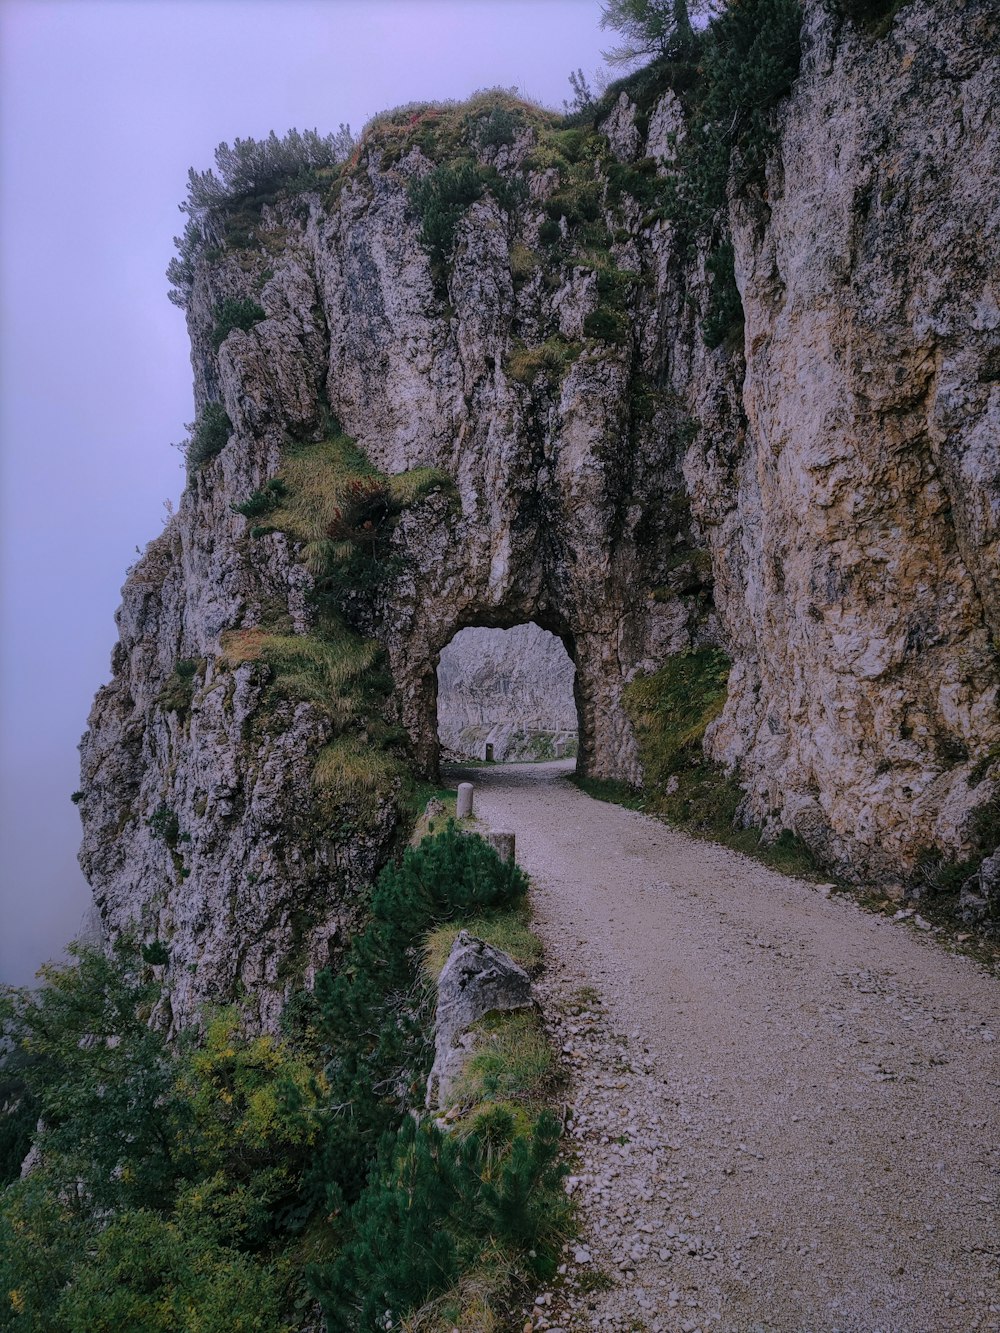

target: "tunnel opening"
[436,622,579,766]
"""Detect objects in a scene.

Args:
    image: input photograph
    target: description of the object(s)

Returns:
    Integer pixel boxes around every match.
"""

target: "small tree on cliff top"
[600,0,722,65]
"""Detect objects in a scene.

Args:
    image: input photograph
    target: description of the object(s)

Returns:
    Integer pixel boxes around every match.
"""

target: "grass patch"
[571,773,644,811]
[422,902,543,981]
[505,336,581,386]
[220,610,406,827]
[454,1010,555,1110]
[510,241,541,284]
[222,625,378,704]
[575,651,824,879]
[400,1251,530,1331]
[313,735,404,798]
[254,434,452,582]
[409,783,460,843]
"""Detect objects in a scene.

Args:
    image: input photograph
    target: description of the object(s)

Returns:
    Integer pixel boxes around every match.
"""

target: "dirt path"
[453,760,1000,1333]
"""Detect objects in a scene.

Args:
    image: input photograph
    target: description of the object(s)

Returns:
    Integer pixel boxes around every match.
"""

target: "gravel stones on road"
[458,762,1000,1333]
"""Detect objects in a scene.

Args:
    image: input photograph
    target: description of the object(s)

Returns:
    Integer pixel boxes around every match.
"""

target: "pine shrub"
[311,1109,568,1330]
[185,401,232,473]
[210,297,266,351]
[310,827,529,1199]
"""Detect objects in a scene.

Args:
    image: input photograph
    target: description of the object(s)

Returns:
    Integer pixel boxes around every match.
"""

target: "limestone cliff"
[78,0,999,1025]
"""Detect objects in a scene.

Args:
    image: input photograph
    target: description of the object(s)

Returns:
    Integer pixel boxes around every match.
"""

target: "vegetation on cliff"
[227,430,454,837]
[168,0,804,351]
[577,648,822,878]
[0,827,568,1332]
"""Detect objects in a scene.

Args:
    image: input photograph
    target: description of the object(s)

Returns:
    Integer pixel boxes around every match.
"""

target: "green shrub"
[538,218,562,246]
[168,127,354,307]
[147,804,181,847]
[0,943,184,1215]
[184,126,354,213]
[230,479,282,519]
[470,105,519,148]
[308,826,529,1201]
[409,162,526,292]
[409,161,488,271]
[157,659,202,717]
[702,240,744,348]
[584,306,630,344]
[662,0,802,252]
[185,401,232,474]
[55,1210,292,1333]
[0,1046,41,1188]
[0,827,559,1333]
[915,793,1000,909]
[311,1108,567,1331]
[211,297,266,351]
[838,0,911,35]
[0,946,319,1329]
[233,478,288,519]
[544,182,601,230]
[605,157,662,210]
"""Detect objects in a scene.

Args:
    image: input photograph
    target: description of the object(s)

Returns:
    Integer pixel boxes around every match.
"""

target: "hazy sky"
[0,0,611,985]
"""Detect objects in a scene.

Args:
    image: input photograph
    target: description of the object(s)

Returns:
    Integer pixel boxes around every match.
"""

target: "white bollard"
[486,830,515,863]
[456,782,474,819]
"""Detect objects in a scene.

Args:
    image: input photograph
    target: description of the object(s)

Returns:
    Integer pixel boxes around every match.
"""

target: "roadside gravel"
[454,761,1000,1333]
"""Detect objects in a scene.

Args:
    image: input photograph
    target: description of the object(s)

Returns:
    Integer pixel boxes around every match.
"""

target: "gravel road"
[452,760,1000,1333]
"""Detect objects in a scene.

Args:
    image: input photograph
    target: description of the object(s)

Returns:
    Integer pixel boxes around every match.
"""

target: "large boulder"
[426,931,533,1110]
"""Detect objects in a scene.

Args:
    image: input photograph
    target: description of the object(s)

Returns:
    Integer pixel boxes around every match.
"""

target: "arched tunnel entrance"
[436,623,579,767]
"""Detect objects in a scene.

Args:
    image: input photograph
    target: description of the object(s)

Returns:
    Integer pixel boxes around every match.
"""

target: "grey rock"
[959,849,1000,923]
[426,931,533,1109]
[485,830,516,863]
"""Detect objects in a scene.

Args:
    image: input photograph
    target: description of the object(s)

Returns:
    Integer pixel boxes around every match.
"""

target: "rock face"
[690,0,1000,879]
[78,0,999,1025]
[437,623,578,761]
[426,931,534,1110]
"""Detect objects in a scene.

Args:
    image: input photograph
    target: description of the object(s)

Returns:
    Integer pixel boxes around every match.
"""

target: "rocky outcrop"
[437,623,578,761]
[78,0,999,1026]
[426,931,533,1110]
[688,0,1000,877]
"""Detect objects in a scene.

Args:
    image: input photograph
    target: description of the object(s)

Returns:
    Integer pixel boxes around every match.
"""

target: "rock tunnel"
[382,582,656,786]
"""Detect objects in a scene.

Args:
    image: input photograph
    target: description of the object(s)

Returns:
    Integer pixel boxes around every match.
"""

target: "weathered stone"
[601,93,643,163]
[959,850,1000,923]
[486,831,516,863]
[426,931,533,1109]
[456,783,474,819]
